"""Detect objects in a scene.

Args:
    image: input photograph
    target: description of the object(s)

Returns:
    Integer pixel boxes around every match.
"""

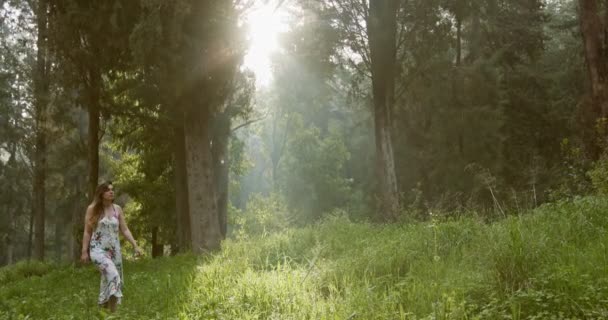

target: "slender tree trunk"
[5,204,14,265]
[28,204,34,259]
[578,0,608,158]
[66,218,74,261]
[70,199,81,261]
[270,111,290,192]
[33,0,49,261]
[54,217,63,261]
[184,103,221,253]
[6,236,13,265]
[470,9,482,62]
[173,120,191,252]
[368,0,401,221]
[5,148,16,265]
[213,112,231,239]
[271,112,280,191]
[456,15,462,66]
[151,226,163,257]
[87,66,101,199]
[454,13,464,156]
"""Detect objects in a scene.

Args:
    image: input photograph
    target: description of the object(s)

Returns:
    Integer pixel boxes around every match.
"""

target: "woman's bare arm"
[117,205,142,254]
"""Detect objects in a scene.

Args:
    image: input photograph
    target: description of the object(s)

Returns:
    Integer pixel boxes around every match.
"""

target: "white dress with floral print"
[89,204,123,305]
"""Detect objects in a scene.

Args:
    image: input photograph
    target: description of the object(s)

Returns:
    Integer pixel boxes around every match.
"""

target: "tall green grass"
[1,196,607,319]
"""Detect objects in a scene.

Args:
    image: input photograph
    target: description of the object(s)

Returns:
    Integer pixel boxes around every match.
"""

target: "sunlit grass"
[1,196,607,319]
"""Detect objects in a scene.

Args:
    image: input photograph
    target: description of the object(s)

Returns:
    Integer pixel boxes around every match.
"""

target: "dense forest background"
[1,0,608,265]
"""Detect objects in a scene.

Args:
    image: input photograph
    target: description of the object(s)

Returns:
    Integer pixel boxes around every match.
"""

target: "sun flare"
[243,2,288,87]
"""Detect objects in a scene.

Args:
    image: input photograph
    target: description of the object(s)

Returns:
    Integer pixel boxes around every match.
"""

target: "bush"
[232,192,292,239]
[589,153,608,195]
[0,260,54,286]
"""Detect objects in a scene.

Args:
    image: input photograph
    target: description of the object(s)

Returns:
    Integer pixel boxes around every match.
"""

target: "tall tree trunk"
[578,0,608,159]
[5,148,16,265]
[66,218,74,261]
[6,235,13,265]
[70,198,82,261]
[54,216,63,261]
[151,226,163,258]
[368,0,401,221]
[213,112,231,239]
[87,66,101,199]
[173,120,191,252]
[456,15,462,66]
[33,0,49,261]
[271,112,290,192]
[28,203,34,259]
[469,9,482,62]
[70,179,85,261]
[455,13,464,156]
[5,204,14,265]
[164,2,191,253]
[183,103,221,253]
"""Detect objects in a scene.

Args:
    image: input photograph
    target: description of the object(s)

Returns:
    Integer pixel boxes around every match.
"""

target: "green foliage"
[2,196,607,319]
[588,153,608,195]
[547,138,593,200]
[281,119,352,222]
[233,193,291,239]
[0,260,55,286]
[108,144,175,247]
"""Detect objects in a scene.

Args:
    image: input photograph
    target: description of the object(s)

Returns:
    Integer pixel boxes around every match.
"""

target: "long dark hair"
[88,181,113,231]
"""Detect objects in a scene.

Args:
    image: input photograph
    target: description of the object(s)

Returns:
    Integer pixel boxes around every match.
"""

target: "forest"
[1,0,608,318]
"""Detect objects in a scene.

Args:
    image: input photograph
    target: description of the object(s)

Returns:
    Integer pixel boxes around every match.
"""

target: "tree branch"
[231,115,267,132]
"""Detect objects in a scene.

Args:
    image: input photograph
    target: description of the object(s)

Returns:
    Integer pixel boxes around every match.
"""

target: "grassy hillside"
[1,196,607,319]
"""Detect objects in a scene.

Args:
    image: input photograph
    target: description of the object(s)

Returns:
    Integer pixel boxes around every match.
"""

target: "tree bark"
[28,204,34,259]
[469,8,482,62]
[6,235,13,265]
[54,216,63,261]
[578,0,608,158]
[455,12,464,156]
[70,199,81,261]
[151,226,163,258]
[456,15,462,66]
[87,66,101,199]
[5,204,14,265]
[368,0,401,221]
[4,148,16,265]
[213,112,231,239]
[33,0,49,261]
[184,103,221,253]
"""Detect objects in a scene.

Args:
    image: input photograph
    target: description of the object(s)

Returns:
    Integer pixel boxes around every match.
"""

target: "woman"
[80,181,144,312]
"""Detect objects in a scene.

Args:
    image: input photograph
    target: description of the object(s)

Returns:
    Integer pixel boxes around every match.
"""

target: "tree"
[212,71,255,239]
[367,0,401,220]
[33,0,50,260]
[48,0,141,260]
[578,0,608,159]
[50,0,141,199]
[129,0,247,252]
[303,0,401,220]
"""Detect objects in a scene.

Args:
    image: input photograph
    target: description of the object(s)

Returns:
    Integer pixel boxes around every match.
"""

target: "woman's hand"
[134,246,144,257]
[80,250,90,263]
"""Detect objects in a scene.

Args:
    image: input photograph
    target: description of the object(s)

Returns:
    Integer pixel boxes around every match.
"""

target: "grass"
[1,196,607,319]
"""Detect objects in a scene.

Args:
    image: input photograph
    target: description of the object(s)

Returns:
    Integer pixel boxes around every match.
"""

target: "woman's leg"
[91,252,122,309]
[108,296,118,312]
[103,261,121,312]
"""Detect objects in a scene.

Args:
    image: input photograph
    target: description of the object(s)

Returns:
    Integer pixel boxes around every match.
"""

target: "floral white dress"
[89,204,124,305]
